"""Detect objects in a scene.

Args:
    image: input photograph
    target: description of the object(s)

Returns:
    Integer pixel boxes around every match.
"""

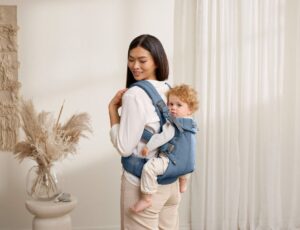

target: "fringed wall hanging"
[0,6,20,151]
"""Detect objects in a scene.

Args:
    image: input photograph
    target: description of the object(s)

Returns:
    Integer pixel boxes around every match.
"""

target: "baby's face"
[167,95,192,117]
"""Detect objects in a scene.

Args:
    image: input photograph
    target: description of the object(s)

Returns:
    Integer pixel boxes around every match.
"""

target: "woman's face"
[128,46,157,81]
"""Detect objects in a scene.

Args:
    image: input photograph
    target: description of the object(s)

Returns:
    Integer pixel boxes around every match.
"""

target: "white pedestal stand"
[25,196,77,230]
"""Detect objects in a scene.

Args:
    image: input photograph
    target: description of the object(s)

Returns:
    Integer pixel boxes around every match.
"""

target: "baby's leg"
[179,177,187,193]
[131,155,169,213]
[179,173,191,193]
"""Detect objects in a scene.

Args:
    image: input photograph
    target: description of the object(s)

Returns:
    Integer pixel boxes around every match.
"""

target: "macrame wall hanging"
[0,6,20,151]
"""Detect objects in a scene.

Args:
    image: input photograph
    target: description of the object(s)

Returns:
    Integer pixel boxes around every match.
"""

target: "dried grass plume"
[14,98,92,167]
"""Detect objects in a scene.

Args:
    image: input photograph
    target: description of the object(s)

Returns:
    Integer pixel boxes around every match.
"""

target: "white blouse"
[110,80,170,185]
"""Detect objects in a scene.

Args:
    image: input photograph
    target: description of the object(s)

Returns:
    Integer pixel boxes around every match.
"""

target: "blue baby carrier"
[121,80,197,185]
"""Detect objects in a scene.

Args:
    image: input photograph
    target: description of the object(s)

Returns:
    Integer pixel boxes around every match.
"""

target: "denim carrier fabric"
[121,80,197,185]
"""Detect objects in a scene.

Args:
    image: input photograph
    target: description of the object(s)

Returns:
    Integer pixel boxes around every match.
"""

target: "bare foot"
[130,198,152,213]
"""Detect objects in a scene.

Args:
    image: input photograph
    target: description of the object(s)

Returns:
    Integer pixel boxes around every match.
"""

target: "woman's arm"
[109,87,149,156]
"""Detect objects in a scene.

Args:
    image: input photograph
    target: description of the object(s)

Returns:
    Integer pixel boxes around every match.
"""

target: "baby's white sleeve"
[146,122,175,151]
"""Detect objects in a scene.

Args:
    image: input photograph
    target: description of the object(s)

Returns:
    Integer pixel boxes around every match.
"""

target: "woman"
[109,34,181,229]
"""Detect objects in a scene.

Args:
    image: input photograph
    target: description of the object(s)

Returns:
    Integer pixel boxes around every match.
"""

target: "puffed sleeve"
[110,90,148,156]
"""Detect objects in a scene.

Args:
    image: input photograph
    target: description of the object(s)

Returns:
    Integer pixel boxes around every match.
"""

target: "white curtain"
[174,0,300,229]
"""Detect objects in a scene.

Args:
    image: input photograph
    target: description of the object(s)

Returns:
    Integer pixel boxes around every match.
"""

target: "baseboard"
[73,227,119,230]
[180,224,191,230]
[73,224,190,230]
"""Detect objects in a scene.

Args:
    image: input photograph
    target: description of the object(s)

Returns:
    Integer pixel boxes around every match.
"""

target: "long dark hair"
[126,34,169,88]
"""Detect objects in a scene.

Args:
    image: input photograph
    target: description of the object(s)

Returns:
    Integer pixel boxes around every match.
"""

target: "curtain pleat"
[174,0,300,229]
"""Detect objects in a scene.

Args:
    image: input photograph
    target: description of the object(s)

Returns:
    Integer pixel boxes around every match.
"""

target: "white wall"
[0,1,190,229]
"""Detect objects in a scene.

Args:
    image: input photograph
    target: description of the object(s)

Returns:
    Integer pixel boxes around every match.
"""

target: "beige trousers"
[120,174,181,230]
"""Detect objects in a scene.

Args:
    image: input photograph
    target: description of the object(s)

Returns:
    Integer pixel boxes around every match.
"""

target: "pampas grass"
[14,99,92,165]
[14,98,92,199]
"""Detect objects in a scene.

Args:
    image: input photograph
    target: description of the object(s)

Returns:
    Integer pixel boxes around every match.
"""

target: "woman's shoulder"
[148,80,170,102]
[147,80,171,92]
[122,84,151,108]
[124,85,148,102]
[126,80,170,99]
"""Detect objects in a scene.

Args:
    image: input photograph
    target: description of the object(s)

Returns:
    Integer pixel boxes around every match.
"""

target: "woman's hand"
[109,88,127,110]
[108,88,128,126]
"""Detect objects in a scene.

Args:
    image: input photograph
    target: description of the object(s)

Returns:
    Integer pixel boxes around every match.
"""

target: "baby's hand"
[141,147,149,156]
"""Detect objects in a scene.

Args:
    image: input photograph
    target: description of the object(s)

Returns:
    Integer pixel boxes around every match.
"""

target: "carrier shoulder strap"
[131,81,183,137]
[130,80,168,133]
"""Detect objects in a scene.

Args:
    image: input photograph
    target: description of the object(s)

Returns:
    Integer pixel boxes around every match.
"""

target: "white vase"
[26,164,62,200]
